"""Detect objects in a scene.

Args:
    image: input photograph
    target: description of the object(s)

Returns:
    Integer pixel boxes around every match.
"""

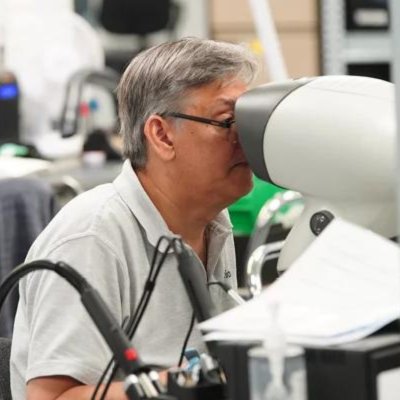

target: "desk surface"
[32,158,124,206]
[46,158,123,190]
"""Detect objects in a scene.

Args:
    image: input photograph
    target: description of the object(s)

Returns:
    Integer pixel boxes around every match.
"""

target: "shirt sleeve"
[20,234,131,385]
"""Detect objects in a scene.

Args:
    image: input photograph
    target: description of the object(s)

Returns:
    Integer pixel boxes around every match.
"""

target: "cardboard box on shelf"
[214,30,320,85]
[210,0,319,33]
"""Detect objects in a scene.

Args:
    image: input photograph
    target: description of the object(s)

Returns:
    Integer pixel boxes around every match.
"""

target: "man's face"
[171,79,253,210]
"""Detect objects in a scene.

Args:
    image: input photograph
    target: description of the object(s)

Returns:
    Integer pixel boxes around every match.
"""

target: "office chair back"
[100,0,175,35]
[0,178,59,338]
[99,0,180,73]
[0,337,12,400]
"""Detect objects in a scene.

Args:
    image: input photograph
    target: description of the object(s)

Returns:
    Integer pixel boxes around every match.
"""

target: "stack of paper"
[200,219,400,346]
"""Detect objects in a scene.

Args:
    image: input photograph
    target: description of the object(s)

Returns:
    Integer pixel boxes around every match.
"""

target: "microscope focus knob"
[310,210,334,236]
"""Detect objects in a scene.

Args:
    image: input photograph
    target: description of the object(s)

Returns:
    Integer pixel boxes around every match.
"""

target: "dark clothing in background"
[0,178,58,338]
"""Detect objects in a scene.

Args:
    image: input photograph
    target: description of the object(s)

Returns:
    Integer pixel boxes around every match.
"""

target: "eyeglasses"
[164,112,235,129]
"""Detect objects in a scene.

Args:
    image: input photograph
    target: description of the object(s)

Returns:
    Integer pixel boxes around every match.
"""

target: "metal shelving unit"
[320,0,391,80]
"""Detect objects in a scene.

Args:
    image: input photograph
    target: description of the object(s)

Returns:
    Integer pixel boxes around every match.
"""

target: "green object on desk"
[228,175,283,236]
[0,143,30,157]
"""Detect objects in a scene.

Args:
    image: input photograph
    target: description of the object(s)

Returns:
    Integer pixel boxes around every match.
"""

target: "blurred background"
[0,0,391,310]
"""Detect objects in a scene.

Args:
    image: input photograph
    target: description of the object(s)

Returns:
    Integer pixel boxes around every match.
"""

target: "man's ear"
[143,115,176,161]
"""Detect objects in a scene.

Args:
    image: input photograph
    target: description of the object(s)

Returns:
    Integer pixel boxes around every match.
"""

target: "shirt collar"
[113,160,172,252]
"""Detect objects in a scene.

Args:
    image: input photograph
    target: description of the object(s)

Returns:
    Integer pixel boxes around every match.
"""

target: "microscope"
[235,75,397,272]
[233,75,399,400]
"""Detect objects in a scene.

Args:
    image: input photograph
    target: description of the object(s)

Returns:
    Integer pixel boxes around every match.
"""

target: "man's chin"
[236,164,253,184]
[231,170,254,199]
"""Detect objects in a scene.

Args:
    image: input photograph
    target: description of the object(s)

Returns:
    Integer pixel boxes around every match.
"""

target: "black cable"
[207,281,246,306]
[0,261,88,309]
[0,260,143,397]
[90,317,129,400]
[126,236,177,339]
[178,311,196,367]
[95,236,171,400]
[95,236,179,400]
[127,236,170,329]
[99,239,175,400]
[91,356,114,400]
[207,281,231,292]
[127,241,174,339]
[92,236,170,400]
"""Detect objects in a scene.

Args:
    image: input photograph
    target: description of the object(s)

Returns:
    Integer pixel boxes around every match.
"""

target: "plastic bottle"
[263,302,290,400]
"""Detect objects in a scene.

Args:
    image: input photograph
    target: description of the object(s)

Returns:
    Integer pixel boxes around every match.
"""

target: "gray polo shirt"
[10,160,237,400]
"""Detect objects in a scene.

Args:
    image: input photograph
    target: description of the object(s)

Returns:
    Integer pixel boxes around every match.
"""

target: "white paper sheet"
[200,219,400,346]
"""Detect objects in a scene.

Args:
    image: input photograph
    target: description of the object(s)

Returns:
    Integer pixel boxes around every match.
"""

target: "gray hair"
[117,37,259,168]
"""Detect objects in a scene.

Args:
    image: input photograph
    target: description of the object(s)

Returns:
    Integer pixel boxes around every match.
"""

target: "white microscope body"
[235,75,396,272]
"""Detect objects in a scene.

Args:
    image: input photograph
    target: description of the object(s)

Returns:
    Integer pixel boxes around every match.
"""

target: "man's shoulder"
[30,183,142,257]
[56,183,130,228]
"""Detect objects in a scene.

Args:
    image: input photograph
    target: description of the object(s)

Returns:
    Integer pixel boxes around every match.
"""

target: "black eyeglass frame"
[164,112,235,129]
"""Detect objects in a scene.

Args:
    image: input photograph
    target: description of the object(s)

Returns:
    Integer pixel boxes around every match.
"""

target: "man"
[10,37,258,399]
